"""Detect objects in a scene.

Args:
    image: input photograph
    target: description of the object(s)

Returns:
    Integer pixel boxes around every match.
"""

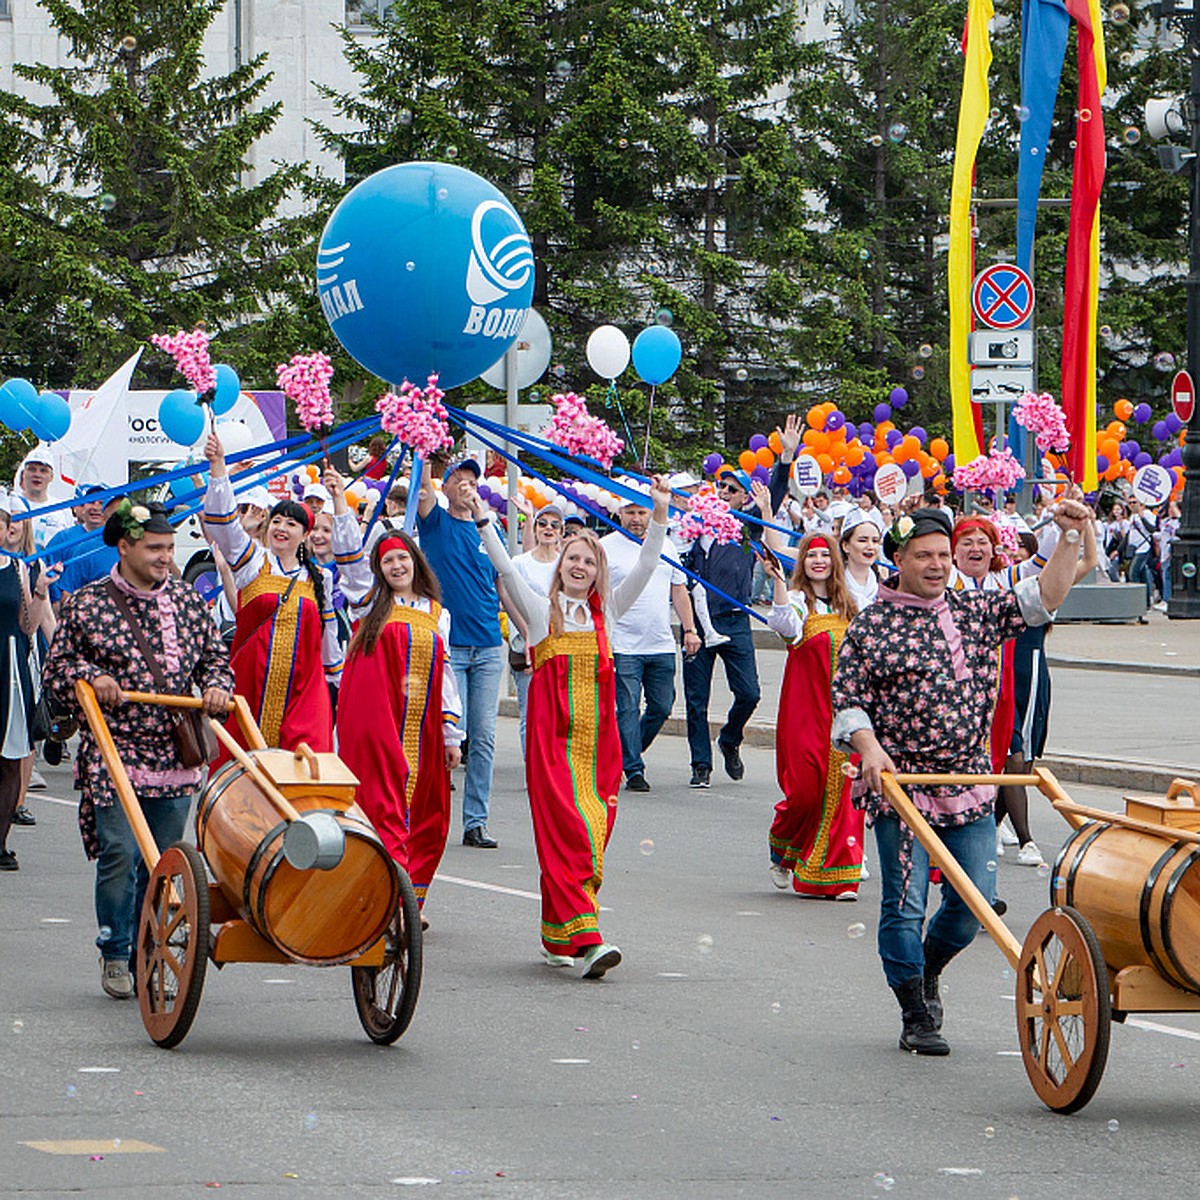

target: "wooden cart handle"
[293,743,321,781]
[1167,778,1200,807]
[116,690,268,749]
[120,690,210,710]
[892,773,1042,787]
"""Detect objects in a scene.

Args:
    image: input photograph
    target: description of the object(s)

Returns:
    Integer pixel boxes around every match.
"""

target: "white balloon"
[215,419,254,456]
[586,325,631,380]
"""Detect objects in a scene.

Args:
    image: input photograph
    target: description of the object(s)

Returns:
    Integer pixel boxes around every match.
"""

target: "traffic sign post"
[972,263,1035,331]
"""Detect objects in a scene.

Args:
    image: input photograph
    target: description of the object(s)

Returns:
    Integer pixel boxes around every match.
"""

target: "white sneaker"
[28,769,47,791]
[859,856,870,881]
[769,863,791,890]
[580,943,622,979]
[836,890,858,901]
[996,834,1005,857]
[703,629,730,648]
[1016,842,1045,867]
[541,947,574,968]
[998,818,1019,846]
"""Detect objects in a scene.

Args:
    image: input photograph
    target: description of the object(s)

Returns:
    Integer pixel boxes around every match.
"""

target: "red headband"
[807,536,830,550]
[376,536,409,560]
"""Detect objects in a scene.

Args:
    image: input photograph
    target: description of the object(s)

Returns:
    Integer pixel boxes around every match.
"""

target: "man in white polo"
[601,488,700,792]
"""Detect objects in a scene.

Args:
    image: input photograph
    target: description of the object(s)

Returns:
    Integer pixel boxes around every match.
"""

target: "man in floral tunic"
[830,501,1090,1056]
[44,501,232,1000]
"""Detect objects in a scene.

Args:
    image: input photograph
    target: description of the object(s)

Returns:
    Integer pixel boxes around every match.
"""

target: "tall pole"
[1167,5,1200,617]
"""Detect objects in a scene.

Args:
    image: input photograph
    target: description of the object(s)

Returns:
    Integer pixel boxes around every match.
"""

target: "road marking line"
[21,1139,164,1156]
[29,794,76,808]
[435,872,611,911]
[1127,1017,1200,1042]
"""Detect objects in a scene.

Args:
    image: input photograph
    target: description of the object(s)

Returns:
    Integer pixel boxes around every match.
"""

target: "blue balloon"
[317,162,535,389]
[631,325,682,385]
[30,391,71,442]
[0,378,38,432]
[212,364,241,415]
[159,389,205,447]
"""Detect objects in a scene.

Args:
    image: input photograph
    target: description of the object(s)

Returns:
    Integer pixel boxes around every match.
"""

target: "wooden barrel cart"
[882,769,1200,1114]
[76,682,423,1049]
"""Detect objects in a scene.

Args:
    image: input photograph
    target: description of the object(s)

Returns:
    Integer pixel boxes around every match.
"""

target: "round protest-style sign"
[872,461,908,506]
[479,308,551,390]
[318,162,535,390]
[791,455,824,495]
[1132,463,1173,508]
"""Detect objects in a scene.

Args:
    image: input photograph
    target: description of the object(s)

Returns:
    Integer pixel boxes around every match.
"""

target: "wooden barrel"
[197,759,399,966]
[1051,820,1200,995]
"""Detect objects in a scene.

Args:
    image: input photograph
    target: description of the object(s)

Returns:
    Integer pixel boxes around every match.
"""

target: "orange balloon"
[1098,438,1119,463]
[816,453,835,474]
[806,407,826,430]
[1105,421,1127,440]
[893,442,911,464]
[832,465,852,484]
[934,473,947,490]
[875,451,894,466]
[756,447,775,468]
[1114,398,1133,421]
[738,450,757,473]
[929,437,949,461]
[845,444,865,467]
[306,465,320,482]
[809,431,831,455]
[768,431,783,454]
[921,457,939,478]
[829,425,847,441]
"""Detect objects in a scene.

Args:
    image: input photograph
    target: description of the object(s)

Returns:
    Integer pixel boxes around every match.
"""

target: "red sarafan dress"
[525,594,622,955]
[337,601,461,907]
[768,597,864,896]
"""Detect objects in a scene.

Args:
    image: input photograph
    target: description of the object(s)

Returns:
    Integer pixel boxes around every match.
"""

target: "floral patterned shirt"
[43,567,234,821]
[830,575,1050,826]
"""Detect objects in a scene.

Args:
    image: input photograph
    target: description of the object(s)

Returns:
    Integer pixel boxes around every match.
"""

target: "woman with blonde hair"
[761,531,864,898]
[478,479,670,978]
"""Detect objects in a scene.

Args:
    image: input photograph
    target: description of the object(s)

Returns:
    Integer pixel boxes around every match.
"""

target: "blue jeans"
[613,652,677,779]
[514,664,531,754]
[682,620,760,770]
[1128,551,1153,607]
[94,792,193,964]
[449,644,503,833]
[873,811,996,989]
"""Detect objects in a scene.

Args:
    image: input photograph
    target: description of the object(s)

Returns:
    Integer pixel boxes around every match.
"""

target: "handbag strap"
[105,579,173,693]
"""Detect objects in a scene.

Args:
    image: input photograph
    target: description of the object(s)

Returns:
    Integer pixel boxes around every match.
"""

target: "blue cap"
[74,484,107,500]
[716,466,751,495]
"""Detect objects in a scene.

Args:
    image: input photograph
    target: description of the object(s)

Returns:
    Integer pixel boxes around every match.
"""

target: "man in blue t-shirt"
[44,485,118,606]
[417,453,507,848]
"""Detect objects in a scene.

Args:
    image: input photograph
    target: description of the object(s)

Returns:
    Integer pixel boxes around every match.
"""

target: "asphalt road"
[5,713,1200,1198]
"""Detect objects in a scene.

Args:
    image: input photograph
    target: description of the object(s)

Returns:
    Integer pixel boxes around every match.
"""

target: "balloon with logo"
[317,162,536,389]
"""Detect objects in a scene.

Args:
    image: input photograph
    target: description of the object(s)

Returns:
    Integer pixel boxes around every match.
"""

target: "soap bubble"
[989,108,1000,120]
[985,1125,995,1138]
[911,366,926,381]
[771,1001,782,1014]
[655,307,673,326]
[1123,126,1141,146]
[1069,141,1077,151]
[1079,108,1092,123]
[99,193,117,212]
[872,1173,895,1192]
[98,925,113,941]
[970,225,980,238]
[639,838,655,856]
[1053,875,1066,889]
[399,109,413,126]
[553,363,566,378]
[1099,324,1113,339]
[842,762,859,778]
[631,1040,640,1050]
[12,1019,23,1034]
[405,261,415,272]
[847,922,867,939]
[303,1113,319,1133]
[986,859,997,872]
[617,137,628,149]
[919,343,933,358]
[887,122,908,144]
[696,933,714,955]
[1015,104,1031,122]
[121,35,137,51]
[847,836,856,847]
[1155,351,1176,372]
[1110,2,1130,23]
[1037,862,1051,878]
[1107,1118,1120,1131]
[437,187,448,200]
[66,1084,77,1097]
[859,248,871,261]
[555,59,572,79]
[735,368,749,382]
[446,146,458,159]
[869,134,884,147]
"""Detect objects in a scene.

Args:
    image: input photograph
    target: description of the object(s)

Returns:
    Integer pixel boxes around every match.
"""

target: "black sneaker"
[719,742,745,781]
[689,766,711,789]
[12,806,36,827]
[0,849,18,871]
[625,774,651,793]
[462,826,498,848]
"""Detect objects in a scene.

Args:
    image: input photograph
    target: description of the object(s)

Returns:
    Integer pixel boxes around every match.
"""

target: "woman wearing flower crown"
[336,531,462,914]
[475,476,672,979]
[759,531,864,899]
[202,432,370,753]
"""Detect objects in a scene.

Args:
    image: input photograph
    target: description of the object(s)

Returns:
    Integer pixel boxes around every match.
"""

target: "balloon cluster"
[289,463,385,514]
[376,376,453,459]
[701,387,953,497]
[152,329,241,446]
[515,474,616,518]
[277,352,334,434]
[0,379,71,442]
[585,323,682,385]
[1100,398,1186,497]
[544,391,624,469]
[476,478,513,514]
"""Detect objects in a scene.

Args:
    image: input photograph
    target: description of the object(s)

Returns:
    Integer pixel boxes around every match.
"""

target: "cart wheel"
[1016,905,1111,1114]
[352,866,423,1045]
[137,842,210,1050]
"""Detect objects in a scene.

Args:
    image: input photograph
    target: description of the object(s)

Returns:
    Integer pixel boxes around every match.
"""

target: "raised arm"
[324,465,372,605]
[202,432,263,588]
[609,476,670,620]
[474,496,549,635]
[1035,499,1092,613]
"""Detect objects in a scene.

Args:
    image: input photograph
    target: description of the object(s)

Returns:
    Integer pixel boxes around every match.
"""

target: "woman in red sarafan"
[761,532,864,899]
[202,432,370,755]
[337,532,462,910]
[477,477,671,980]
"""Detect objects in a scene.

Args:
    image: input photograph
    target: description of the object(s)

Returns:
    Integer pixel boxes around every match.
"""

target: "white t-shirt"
[600,529,684,655]
[508,551,558,652]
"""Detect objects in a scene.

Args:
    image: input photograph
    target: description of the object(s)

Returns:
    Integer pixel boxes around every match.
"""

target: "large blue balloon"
[317,162,536,389]
[0,378,38,432]
[631,325,682,385]
[212,363,241,415]
[30,391,71,442]
[159,388,205,447]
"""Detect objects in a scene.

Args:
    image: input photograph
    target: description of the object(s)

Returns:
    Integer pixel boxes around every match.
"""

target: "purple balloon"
[477,481,492,498]
[748,433,768,452]
[1095,455,1110,473]
[1133,452,1152,469]
[901,458,920,477]
[861,451,877,471]
[489,493,505,510]
[856,422,874,443]
[1119,443,1133,461]
[909,426,927,446]
[1165,413,1184,434]
[886,429,904,449]
[825,410,845,432]
[1125,439,1140,456]
[944,454,956,473]
[890,387,909,408]
[1152,421,1168,441]
[703,451,723,475]
[1168,447,1184,467]
[1133,402,1152,423]
[873,403,892,423]
[751,465,770,484]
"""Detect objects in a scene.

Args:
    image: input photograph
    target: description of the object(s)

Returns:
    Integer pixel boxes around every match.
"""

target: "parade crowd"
[0,418,1117,1055]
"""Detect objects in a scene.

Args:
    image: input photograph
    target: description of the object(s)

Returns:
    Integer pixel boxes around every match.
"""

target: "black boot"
[922,937,959,1033]
[892,976,950,1055]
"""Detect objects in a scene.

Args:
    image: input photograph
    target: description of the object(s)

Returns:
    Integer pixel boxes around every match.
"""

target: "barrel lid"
[250,749,360,791]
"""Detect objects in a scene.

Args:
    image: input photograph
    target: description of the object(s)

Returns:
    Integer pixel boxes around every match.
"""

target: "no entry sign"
[972,263,1035,331]
[1172,369,1195,424]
